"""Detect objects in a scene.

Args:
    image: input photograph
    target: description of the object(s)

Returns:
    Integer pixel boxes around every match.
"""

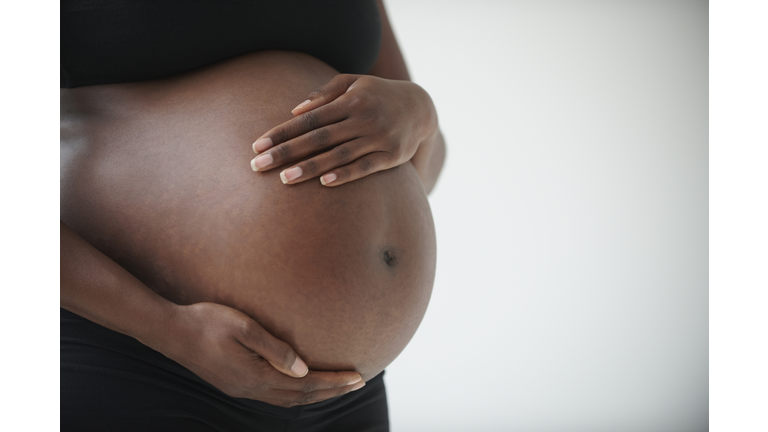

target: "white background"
[382,1,708,431]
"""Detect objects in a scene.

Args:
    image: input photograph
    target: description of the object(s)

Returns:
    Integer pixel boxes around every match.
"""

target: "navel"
[382,249,396,267]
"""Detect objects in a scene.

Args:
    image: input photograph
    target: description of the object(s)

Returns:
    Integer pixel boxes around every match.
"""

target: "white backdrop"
[381,1,708,431]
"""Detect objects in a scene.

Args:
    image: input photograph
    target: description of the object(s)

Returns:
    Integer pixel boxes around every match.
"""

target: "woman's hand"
[165,302,365,407]
[249,74,438,187]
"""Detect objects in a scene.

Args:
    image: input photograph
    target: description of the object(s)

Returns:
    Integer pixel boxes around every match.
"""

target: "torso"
[60,51,436,381]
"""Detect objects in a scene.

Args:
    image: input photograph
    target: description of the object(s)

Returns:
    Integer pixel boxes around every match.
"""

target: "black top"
[60,0,382,88]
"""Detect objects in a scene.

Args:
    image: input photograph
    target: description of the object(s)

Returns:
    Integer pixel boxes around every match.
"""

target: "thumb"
[290,74,361,116]
[238,319,309,378]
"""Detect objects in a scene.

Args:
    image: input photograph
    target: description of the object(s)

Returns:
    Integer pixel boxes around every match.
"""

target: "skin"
[251,0,445,192]
[251,74,443,192]
[60,0,445,408]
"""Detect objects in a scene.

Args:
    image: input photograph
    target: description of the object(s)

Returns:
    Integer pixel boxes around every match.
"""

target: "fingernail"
[320,173,337,186]
[350,381,366,391]
[251,153,273,171]
[347,376,362,386]
[253,137,273,153]
[291,100,311,113]
[291,357,308,377]
[280,167,302,184]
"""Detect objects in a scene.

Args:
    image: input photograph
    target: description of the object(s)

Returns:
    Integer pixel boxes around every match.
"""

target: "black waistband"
[60,307,384,421]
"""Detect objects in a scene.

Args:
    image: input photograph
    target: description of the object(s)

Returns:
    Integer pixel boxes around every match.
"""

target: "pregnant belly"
[60,51,436,381]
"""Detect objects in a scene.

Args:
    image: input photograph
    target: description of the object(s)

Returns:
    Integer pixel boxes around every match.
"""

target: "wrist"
[133,298,185,355]
[411,82,439,141]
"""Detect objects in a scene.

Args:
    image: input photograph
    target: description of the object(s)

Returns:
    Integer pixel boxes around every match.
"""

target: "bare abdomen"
[60,51,436,381]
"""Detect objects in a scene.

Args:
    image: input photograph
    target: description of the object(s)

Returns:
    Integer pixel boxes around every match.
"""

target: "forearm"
[60,220,178,352]
[367,0,445,193]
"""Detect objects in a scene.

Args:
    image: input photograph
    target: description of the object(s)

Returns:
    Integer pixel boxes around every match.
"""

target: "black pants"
[61,309,389,432]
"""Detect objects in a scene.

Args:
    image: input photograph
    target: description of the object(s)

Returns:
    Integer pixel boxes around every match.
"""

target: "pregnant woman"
[60,1,445,431]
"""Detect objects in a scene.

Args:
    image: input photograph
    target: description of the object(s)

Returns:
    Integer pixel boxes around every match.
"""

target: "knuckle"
[341,74,360,89]
[253,355,272,371]
[268,340,293,365]
[359,157,374,174]
[295,392,317,406]
[239,320,261,342]
[309,84,325,99]
[308,127,331,148]
[271,127,287,144]
[335,74,351,88]
[276,144,293,161]
[299,379,318,394]
[300,110,320,130]
[279,400,297,409]
[339,166,352,181]
[303,158,319,176]
[238,317,252,334]
[334,145,353,164]
[346,94,365,110]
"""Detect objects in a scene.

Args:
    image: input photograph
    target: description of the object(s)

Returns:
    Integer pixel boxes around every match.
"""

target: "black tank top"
[60,0,382,88]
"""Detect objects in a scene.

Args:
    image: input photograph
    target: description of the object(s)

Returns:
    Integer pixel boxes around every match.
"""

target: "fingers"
[236,319,309,378]
[290,74,361,116]
[252,102,345,155]
[274,137,367,183]
[319,152,394,187]
[277,138,395,186]
[266,380,366,408]
[245,351,364,406]
[231,350,365,405]
[251,120,360,173]
[251,75,361,157]
[249,73,400,187]
[266,369,363,393]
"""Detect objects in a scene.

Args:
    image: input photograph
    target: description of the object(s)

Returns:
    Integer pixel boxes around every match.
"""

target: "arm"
[61,220,177,349]
[249,0,446,194]
[367,0,411,81]
[351,0,447,194]
[60,220,363,405]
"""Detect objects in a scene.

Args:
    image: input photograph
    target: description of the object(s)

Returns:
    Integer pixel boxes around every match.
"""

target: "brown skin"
[250,0,445,192]
[63,50,436,379]
[251,74,444,193]
[61,1,444,408]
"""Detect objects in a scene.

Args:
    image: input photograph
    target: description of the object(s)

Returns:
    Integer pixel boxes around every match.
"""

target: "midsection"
[60,51,436,381]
